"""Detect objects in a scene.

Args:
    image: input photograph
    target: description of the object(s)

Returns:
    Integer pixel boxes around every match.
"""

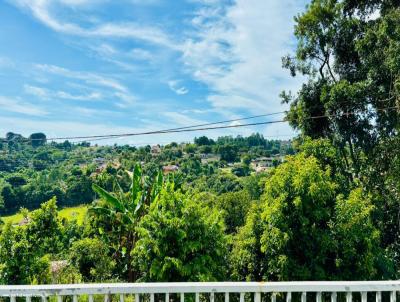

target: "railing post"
[26,296,32,302]
[376,292,382,302]
[151,293,155,302]
[390,291,396,302]
[120,294,125,302]
[346,292,352,302]
[181,293,184,302]
[361,292,367,302]
[225,292,230,302]
[316,292,322,302]
[166,293,170,302]
[331,292,337,302]
[271,293,276,302]
[10,296,16,302]
[89,295,94,302]
[196,293,200,302]
[57,295,63,302]
[301,292,307,302]
[255,292,261,302]
[73,295,78,302]
[287,292,292,302]
[240,293,244,302]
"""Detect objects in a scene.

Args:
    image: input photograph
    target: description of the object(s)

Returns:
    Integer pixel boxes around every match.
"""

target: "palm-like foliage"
[89,163,165,281]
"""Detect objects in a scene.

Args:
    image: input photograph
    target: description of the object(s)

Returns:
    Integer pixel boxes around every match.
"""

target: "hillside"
[0,132,294,215]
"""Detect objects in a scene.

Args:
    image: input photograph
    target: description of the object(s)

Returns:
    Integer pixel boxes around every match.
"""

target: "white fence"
[0,282,399,302]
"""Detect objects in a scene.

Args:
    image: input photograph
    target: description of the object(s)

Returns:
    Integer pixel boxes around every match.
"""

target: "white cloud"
[58,0,107,6]
[163,111,205,126]
[128,48,154,61]
[34,64,128,92]
[0,96,48,116]
[33,64,137,106]
[24,84,102,101]
[57,91,102,101]
[24,85,48,98]
[168,80,189,95]
[13,0,179,49]
[183,0,305,114]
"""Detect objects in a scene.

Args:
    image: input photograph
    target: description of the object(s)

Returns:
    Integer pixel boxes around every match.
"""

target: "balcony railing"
[0,282,399,302]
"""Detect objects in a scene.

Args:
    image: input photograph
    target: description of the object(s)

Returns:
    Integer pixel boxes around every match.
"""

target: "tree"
[332,188,387,279]
[25,198,64,255]
[89,164,164,281]
[283,0,400,277]
[217,144,238,163]
[282,0,400,174]
[230,152,387,281]
[260,154,337,280]
[215,190,252,234]
[68,238,115,282]
[194,136,214,146]
[133,186,227,281]
[230,204,266,281]
[29,133,47,148]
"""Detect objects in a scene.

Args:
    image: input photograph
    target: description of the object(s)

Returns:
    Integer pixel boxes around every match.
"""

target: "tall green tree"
[133,186,227,281]
[231,152,386,281]
[283,0,400,274]
[89,164,164,281]
[283,0,400,174]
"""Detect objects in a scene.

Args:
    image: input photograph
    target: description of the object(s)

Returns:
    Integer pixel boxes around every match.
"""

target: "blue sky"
[0,0,306,145]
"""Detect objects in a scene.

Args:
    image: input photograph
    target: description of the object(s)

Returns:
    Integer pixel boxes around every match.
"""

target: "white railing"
[0,282,399,302]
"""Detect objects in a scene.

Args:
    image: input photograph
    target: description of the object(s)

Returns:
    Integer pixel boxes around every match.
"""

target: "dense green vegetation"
[0,0,399,285]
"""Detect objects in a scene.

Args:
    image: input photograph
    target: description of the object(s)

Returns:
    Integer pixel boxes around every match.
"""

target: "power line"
[49,105,399,142]
[2,106,399,143]
[46,111,287,141]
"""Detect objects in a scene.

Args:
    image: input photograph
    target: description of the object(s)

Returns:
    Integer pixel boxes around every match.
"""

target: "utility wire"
[1,111,286,143]
[46,111,287,141]
[3,106,399,143]
[48,105,399,142]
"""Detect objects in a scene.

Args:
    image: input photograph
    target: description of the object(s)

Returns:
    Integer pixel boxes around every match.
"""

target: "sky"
[0,0,307,145]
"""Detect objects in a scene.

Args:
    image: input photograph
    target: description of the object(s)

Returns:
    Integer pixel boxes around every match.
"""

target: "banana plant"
[89,163,165,281]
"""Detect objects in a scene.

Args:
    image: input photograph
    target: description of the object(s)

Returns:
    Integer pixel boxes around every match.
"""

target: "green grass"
[1,205,88,225]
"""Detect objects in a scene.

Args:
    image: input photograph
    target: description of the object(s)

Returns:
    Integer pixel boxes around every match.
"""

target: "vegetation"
[0,0,399,285]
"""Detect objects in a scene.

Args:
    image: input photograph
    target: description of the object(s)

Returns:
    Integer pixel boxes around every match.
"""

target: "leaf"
[88,206,113,217]
[131,164,142,198]
[92,183,125,212]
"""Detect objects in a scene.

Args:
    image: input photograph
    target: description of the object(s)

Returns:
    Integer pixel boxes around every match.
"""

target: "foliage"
[133,186,227,281]
[214,190,253,234]
[231,152,387,281]
[230,204,266,281]
[88,164,164,281]
[68,238,115,282]
[332,188,385,279]
[260,153,337,280]
[1,0,400,283]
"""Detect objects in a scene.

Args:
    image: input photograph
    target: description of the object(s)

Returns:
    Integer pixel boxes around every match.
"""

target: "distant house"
[151,145,161,156]
[200,154,221,164]
[93,157,106,167]
[251,157,274,169]
[91,160,120,176]
[255,166,269,173]
[162,165,179,173]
